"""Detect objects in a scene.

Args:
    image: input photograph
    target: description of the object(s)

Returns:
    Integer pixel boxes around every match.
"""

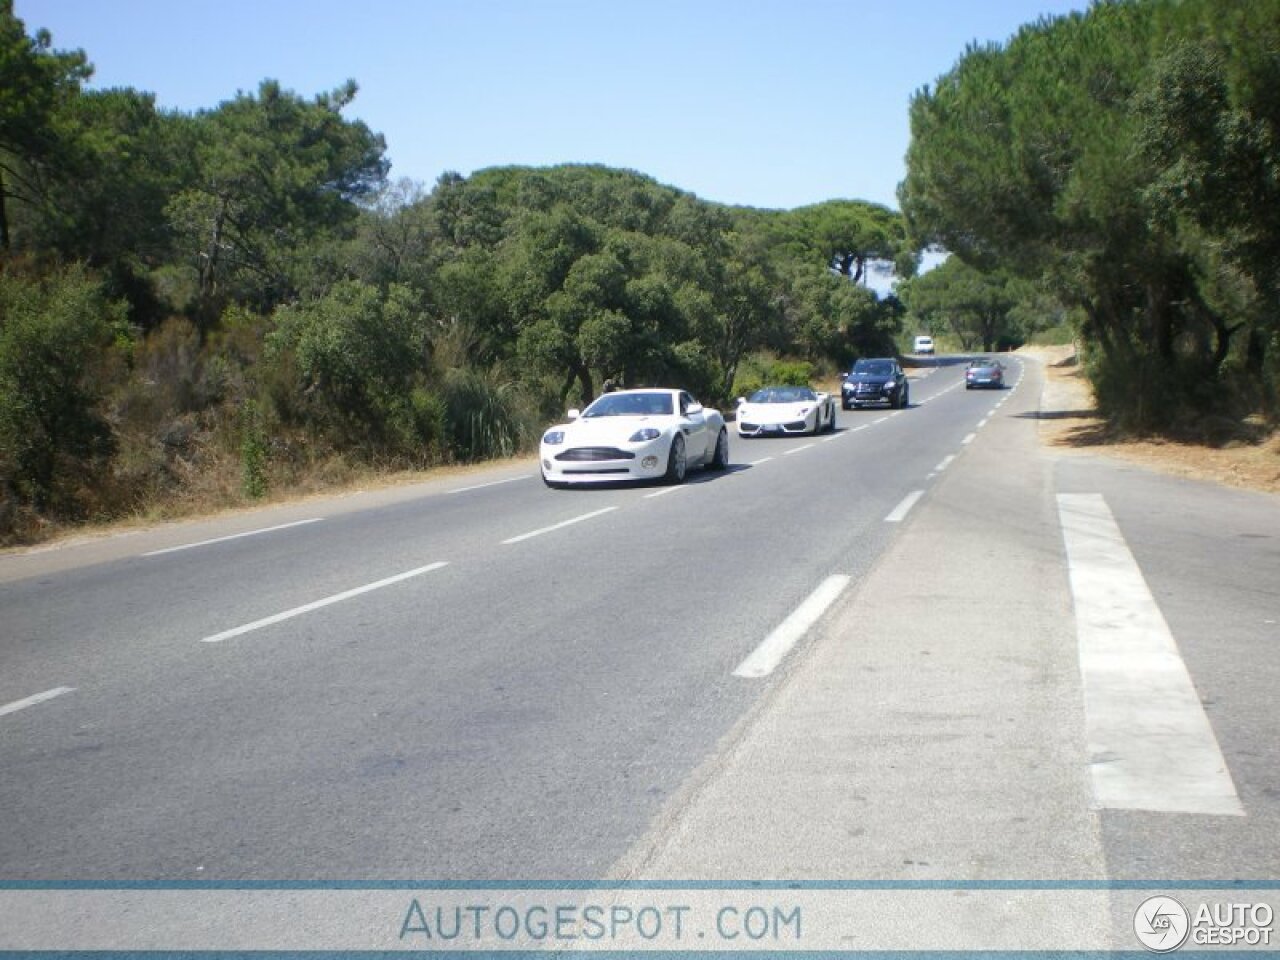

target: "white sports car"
[540,389,729,488]
[735,385,837,437]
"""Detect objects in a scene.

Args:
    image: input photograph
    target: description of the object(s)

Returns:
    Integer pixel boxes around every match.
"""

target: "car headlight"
[629,428,660,442]
[543,430,565,445]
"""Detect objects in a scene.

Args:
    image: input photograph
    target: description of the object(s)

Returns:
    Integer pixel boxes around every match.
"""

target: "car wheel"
[811,412,823,436]
[841,400,851,411]
[902,387,910,408]
[709,429,729,470]
[664,434,687,484]
[828,409,837,432]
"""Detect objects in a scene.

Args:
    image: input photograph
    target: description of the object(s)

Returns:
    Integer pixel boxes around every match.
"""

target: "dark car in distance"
[841,358,909,410]
[965,357,1005,390]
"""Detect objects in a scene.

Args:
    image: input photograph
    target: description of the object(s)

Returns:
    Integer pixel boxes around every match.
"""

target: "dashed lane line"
[0,687,76,719]
[200,562,450,643]
[143,519,324,558]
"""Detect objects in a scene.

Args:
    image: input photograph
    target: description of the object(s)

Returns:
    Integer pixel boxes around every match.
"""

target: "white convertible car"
[735,385,837,437]
[540,388,729,488]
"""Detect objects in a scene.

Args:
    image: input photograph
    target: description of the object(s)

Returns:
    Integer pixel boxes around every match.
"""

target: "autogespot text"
[399,899,803,945]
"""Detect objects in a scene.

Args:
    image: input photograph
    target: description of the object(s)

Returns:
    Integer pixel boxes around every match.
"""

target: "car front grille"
[556,447,635,462]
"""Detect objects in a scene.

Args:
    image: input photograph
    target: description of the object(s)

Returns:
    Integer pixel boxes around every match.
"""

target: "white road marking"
[733,575,852,679]
[1058,494,1243,815]
[885,490,925,523]
[644,486,684,499]
[143,519,323,557]
[873,417,889,425]
[749,456,775,466]
[962,432,977,445]
[448,476,530,494]
[0,686,76,719]
[784,443,815,456]
[501,507,618,545]
[200,562,450,644]
[978,417,989,429]
[850,424,870,433]
[934,454,956,473]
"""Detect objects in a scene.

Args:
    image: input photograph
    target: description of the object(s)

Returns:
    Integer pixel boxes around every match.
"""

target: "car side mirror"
[567,408,580,420]
[686,403,704,415]
[736,397,746,406]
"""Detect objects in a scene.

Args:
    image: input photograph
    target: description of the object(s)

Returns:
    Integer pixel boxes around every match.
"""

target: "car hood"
[738,401,816,419]
[554,416,673,443]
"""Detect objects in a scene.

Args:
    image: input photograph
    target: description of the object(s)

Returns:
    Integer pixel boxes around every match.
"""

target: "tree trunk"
[0,170,10,252]
[576,362,594,406]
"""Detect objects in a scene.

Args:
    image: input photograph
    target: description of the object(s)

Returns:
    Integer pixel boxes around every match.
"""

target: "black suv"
[841,358,909,410]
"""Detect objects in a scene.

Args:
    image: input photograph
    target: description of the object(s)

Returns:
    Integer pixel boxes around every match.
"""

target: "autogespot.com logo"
[1135,896,1191,952]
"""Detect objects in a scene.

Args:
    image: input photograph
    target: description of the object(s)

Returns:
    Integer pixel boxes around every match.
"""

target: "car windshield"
[852,361,894,377]
[748,386,816,403]
[581,392,673,417]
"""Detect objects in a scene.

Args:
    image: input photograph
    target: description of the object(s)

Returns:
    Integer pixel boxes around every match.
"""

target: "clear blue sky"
[18,0,1086,212]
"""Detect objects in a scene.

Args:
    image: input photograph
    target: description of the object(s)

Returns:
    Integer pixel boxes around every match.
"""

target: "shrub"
[441,369,537,462]
[0,266,127,517]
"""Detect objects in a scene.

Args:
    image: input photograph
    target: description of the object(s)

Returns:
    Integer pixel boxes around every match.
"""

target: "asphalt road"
[2,354,1277,905]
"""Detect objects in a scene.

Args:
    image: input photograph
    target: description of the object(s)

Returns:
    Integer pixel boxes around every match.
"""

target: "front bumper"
[737,416,813,436]
[539,437,671,484]
[843,384,897,406]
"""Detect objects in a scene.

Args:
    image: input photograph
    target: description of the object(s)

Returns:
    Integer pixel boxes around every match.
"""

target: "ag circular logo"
[1134,896,1190,952]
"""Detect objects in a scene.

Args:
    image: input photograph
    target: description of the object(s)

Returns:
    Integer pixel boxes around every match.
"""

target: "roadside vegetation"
[900,0,1279,441]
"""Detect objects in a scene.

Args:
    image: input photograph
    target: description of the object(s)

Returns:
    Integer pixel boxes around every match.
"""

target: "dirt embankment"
[1022,345,1280,496]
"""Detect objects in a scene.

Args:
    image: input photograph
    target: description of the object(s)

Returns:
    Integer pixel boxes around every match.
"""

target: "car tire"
[709,428,729,470]
[827,409,837,432]
[664,434,687,484]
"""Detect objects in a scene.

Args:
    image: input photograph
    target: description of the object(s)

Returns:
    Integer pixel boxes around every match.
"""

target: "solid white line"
[1058,494,1243,815]
[0,686,76,718]
[749,456,775,466]
[783,443,815,456]
[733,575,852,679]
[448,476,529,494]
[934,455,956,473]
[978,417,989,429]
[501,507,618,545]
[143,519,323,557]
[962,432,977,445]
[885,490,925,523]
[200,562,449,643]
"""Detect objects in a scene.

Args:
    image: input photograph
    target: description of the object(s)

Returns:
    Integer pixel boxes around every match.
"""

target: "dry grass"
[1021,345,1280,495]
[2,451,537,552]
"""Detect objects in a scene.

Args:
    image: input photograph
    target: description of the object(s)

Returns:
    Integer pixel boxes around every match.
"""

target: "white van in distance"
[913,335,935,354]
